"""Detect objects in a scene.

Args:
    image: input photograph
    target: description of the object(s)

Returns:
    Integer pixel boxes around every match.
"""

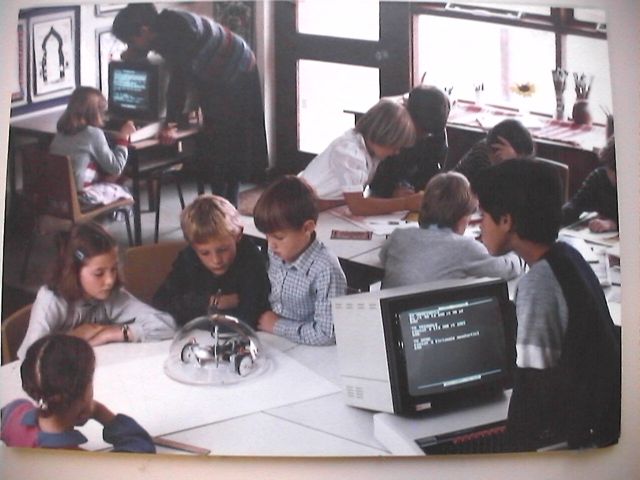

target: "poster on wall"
[11,18,28,106]
[96,28,126,97]
[31,10,77,100]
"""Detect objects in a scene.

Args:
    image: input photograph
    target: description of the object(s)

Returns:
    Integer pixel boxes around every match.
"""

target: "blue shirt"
[268,239,347,345]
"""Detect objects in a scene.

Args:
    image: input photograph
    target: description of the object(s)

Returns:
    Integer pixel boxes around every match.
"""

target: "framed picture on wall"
[11,18,28,106]
[95,4,127,16]
[30,9,77,101]
[96,28,126,97]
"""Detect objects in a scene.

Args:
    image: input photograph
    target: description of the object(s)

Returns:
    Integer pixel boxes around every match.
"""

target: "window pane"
[565,35,612,125]
[573,8,607,25]
[297,0,379,41]
[298,60,379,154]
[416,15,555,115]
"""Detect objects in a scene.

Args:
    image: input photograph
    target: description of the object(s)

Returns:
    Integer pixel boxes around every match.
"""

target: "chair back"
[535,157,570,203]
[21,145,80,222]
[1,304,32,364]
[123,241,187,304]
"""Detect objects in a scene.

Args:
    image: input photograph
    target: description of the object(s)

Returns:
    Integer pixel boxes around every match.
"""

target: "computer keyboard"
[416,420,510,454]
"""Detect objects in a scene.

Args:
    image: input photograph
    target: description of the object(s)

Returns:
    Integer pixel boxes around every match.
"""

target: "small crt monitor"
[108,59,168,123]
[332,277,515,415]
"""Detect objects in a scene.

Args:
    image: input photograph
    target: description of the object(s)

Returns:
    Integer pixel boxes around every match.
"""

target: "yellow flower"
[511,82,536,97]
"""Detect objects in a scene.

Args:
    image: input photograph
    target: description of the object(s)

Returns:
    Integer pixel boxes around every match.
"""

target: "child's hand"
[69,323,109,341]
[404,192,424,212]
[119,120,137,139]
[490,136,518,162]
[257,310,279,333]
[216,293,240,311]
[392,183,416,198]
[588,218,617,233]
[89,400,116,427]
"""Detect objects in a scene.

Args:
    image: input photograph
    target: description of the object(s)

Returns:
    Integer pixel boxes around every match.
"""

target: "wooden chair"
[1,303,32,364]
[19,146,134,281]
[535,157,570,203]
[123,240,187,305]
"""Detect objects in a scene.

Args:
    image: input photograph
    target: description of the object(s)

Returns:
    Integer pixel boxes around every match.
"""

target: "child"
[253,176,347,345]
[380,172,524,288]
[49,86,136,207]
[152,194,270,328]
[451,118,535,185]
[17,223,176,359]
[369,85,450,197]
[472,159,620,451]
[298,98,422,216]
[562,135,618,232]
[2,334,155,452]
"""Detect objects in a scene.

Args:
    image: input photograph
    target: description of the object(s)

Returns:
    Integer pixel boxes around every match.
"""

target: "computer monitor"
[107,59,168,123]
[332,277,515,415]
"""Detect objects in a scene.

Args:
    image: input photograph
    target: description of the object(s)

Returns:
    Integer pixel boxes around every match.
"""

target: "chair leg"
[123,210,133,247]
[176,175,185,210]
[154,174,162,243]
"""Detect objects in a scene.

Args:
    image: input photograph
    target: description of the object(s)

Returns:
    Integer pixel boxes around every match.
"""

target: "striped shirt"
[155,9,255,85]
[268,239,347,345]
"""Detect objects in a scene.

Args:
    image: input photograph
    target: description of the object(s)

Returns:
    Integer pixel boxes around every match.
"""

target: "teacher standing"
[112,3,268,206]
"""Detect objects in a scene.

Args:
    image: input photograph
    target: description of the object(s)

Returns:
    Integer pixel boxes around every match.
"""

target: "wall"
[0,1,638,479]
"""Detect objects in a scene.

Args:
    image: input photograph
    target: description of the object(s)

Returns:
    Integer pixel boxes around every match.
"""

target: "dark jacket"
[152,236,271,328]
[562,167,618,225]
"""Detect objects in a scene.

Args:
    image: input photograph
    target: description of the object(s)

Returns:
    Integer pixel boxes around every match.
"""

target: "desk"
[0,333,390,456]
[8,108,201,245]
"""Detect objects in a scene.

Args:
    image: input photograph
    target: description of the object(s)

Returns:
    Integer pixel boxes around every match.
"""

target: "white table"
[0,332,390,457]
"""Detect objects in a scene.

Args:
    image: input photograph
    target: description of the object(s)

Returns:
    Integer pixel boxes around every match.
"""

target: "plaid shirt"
[268,239,347,345]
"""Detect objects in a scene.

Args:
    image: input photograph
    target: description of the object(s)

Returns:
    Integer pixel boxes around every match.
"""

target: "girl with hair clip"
[1,334,155,452]
[16,223,176,359]
[298,98,423,216]
[49,86,136,207]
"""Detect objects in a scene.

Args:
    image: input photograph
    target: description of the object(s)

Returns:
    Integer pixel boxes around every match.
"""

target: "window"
[413,3,612,124]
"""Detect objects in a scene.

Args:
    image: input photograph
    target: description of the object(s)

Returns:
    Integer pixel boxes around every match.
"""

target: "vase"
[572,99,592,125]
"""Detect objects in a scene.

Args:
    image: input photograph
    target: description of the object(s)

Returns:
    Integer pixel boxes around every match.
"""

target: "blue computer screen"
[110,67,150,111]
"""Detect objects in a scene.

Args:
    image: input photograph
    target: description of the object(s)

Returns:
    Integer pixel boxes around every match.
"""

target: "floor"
[1,178,255,319]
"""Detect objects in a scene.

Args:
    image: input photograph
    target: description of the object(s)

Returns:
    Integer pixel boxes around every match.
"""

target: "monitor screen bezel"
[107,60,161,122]
[380,279,515,415]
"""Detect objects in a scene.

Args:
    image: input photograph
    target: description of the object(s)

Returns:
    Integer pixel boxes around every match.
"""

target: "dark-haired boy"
[472,158,620,451]
[253,176,347,345]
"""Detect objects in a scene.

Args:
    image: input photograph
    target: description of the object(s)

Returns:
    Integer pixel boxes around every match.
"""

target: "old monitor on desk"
[332,277,515,415]
[106,59,169,142]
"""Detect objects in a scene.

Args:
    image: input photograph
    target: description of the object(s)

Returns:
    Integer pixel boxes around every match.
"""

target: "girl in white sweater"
[17,223,176,358]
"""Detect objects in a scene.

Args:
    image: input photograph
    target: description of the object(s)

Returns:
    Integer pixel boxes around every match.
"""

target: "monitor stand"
[373,389,511,455]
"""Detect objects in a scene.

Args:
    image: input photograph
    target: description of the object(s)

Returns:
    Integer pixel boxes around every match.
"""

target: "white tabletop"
[0,332,390,457]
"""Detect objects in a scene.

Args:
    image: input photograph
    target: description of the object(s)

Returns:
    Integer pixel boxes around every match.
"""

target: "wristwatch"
[122,324,130,342]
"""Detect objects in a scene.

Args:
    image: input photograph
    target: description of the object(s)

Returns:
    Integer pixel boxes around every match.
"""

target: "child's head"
[57,87,107,135]
[419,172,477,231]
[254,176,318,262]
[355,99,416,159]
[49,222,120,303]
[180,195,244,276]
[486,119,535,161]
[471,158,562,255]
[21,334,95,421]
[112,3,159,48]
[406,85,451,136]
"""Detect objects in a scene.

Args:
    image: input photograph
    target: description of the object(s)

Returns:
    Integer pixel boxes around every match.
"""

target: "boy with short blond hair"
[152,194,270,327]
[253,176,347,345]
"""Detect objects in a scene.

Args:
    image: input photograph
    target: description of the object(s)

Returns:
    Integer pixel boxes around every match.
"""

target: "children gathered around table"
[3,58,621,454]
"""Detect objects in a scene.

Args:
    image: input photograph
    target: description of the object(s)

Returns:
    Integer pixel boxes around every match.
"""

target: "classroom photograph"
[0,0,638,478]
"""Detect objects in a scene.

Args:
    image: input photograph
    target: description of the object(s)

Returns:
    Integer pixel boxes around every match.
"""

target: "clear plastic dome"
[164,314,269,385]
